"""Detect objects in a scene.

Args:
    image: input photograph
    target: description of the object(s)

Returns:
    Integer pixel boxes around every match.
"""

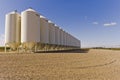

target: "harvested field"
[0,49,120,80]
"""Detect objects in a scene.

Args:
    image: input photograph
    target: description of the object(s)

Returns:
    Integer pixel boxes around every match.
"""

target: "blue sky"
[0,0,120,48]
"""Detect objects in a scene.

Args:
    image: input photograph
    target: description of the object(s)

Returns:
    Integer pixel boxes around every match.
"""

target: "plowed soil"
[0,49,120,80]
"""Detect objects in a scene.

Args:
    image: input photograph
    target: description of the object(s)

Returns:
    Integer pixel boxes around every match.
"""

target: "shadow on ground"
[35,49,89,53]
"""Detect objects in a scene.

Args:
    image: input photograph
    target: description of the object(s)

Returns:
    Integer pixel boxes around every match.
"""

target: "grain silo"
[59,29,64,50]
[64,31,67,46]
[40,15,49,50]
[21,8,40,51]
[63,31,67,46]
[64,31,72,50]
[54,25,58,45]
[61,30,65,50]
[48,20,56,50]
[5,10,21,51]
[65,32,68,47]
[54,25,61,50]
[71,36,74,47]
[70,34,73,48]
[67,34,70,49]
[57,26,61,45]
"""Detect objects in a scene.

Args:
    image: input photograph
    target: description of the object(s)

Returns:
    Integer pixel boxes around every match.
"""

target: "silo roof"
[48,20,54,24]
[7,10,20,15]
[24,8,36,12]
[40,15,46,19]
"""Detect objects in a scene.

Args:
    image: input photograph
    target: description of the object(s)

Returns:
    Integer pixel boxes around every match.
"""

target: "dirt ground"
[0,49,120,80]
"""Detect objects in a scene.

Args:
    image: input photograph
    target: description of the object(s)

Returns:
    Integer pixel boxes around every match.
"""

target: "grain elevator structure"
[5,10,21,51]
[5,8,81,52]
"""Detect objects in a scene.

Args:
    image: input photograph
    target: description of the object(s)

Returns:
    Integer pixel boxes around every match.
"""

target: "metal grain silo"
[57,27,61,46]
[64,31,67,46]
[60,29,64,46]
[56,26,61,45]
[54,25,59,45]
[63,30,67,46]
[68,34,71,47]
[71,36,73,47]
[40,15,49,44]
[71,35,74,47]
[66,32,68,46]
[48,20,55,45]
[54,25,61,50]
[39,15,49,50]
[21,8,40,50]
[66,32,71,49]
[48,20,56,50]
[5,10,21,50]
[65,31,72,50]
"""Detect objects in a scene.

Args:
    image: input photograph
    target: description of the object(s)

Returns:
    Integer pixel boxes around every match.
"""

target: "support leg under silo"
[5,44,7,53]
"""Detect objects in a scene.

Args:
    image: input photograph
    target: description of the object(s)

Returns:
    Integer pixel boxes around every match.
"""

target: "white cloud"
[103,22,117,27]
[92,22,98,25]
[0,34,5,46]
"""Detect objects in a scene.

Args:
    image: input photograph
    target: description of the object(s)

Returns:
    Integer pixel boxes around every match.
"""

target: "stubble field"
[0,49,120,80]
